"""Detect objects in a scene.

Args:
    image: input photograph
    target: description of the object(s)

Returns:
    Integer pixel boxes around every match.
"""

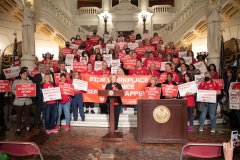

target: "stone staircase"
[61,107,224,128]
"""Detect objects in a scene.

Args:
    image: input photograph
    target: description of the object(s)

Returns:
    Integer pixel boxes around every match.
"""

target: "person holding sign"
[146,75,161,88]
[182,73,195,132]
[147,62,160,77]
[71,72,85,121]
[82,62,97,113]
[161,73,178,99]
[129,60,148,75]
[41,74,58,134]
[198,72,221,133]
[55,73,72,131]
[105,75,123,132]
[208,63,219,79]
[97,62,111,76]
[12,69,33,136]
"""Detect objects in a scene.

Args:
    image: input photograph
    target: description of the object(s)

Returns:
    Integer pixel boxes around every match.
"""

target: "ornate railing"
[152,5,172,13]
[79,7,100,15]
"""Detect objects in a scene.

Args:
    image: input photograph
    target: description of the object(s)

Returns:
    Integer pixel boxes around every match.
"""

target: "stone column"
[139,0,149,10]
[206,0,221,69]
[21,1,36,71]
[102,0,111,11]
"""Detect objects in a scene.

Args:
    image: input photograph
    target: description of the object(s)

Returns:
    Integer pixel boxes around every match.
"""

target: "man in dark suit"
[33,64,46,129]
[105,74,123,132]
[55,61,67,74]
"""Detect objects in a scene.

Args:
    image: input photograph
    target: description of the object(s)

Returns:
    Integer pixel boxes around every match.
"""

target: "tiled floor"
[1,123,240,160]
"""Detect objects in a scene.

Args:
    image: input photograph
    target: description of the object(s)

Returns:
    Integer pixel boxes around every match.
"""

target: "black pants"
[85,102,94,109]
[34,100,44,126]
[0,94,5,130]
[16,105,31,130]
[107,104,121,130]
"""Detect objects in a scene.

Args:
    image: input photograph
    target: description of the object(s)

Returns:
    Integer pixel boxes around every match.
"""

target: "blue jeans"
[57,101,71,125]
[199,103,217,128]
[72,94,85,120]
[44,103,58,130]
[188,107,194,126]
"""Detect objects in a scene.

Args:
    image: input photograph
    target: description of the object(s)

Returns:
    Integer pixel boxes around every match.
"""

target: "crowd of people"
[0,29,240,141]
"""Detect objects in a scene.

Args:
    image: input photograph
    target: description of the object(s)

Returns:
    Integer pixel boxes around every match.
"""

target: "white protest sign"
[65,65,72,73]
[93,45,102,53]
[42,87,62,102]
[70,43,79,49]
[194,61,207,73]
[197,90,216,103]
[160,45,165,50]
[178,52,187,58]
[72,79,88,91]
[94,61,103,71]
[106,44,115,54]
[103,54,112,67]
[160,62,169,71]
[3,66,20,79]
[128,43,139,50]
[111,66,119,74]
[229,82,240,110]
[111,59,121,67]
[183,57,192,65]
[65,54,74,65]
[195,74,205,87]
[104,34,111,43]
[178,81,197,97]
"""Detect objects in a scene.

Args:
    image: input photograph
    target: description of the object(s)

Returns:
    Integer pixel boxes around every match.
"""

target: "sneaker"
[81,118,85,121]
[85,110,89,114]
[50,129,58,133]
[211,128,215,133]
[91,110,95,114]
[65,124,70,131]
[73,118,78,121]
[188,126,193,132]
[45,130,51,134]
[55,125,60,130]
[199,126,203,132]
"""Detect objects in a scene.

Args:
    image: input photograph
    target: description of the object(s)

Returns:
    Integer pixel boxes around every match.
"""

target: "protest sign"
[72,79,88,91]
[150,37,162,44]
[183,57,192,65]
[103,54,112,67]
[3,66,20,79]
[60,48,72,54]
[197,90,216,103]
[161,84,178,97]
[128,43,139,50]
[195,74,205,87]
[59,82,74,96]
[229,82,240,109]
[65,54,74,65]
[54,73,70,83]
[42,87,61,102]
[104,34,111,43]
[106,44,114,53]
[94,61,103,71]
[73,62,87,72]
[212,79,224,90]
[123,59,136,70]
[146,60,161,70]
[111,66,119,74]
[0,80,11,92]
[178,52,187,58]
[194,61,207,73]
[111,59,121,67]
[178,81,197,97]
[144,87,161,99]
[16,84,36,97]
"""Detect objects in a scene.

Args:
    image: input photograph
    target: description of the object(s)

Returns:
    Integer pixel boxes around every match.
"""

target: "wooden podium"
[98,90,124,142]
[137,99,188,144]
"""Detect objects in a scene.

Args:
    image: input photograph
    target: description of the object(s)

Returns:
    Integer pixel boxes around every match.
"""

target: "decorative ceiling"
[78,0,174,8]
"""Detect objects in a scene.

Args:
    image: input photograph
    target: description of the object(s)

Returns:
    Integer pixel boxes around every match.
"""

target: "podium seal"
[108,90,114,96]
[153,105,170,123]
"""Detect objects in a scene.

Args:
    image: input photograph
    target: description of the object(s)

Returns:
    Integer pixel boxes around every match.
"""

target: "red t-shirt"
[43,83,56,105]
[90,35,100,45]
[186,95,195,107]
[147,70,160,77]
[162,71,180,83]
[198,81,220,90]
[129,68,148,75]
[82,70,97,75]
[56,82,71,104]
[97,69,111,76]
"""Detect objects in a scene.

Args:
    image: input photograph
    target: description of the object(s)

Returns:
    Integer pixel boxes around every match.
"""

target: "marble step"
[81,107,135,114]
[61,113,224,128]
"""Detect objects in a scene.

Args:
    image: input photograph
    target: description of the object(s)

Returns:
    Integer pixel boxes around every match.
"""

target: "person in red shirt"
[161,63,180,83]
[187,50,197,64]
[41,73,58,134]
[97,61,111,76]
[143,52,156,68]
[116,32,125,42]
[84,35,94,55]
[71,72,85,121]
[129,30,136,42]
[154,44,166,57]
[55,73,72,131]
[129,60,148,75]
[208,63,219,79]
[178,63,188,84]
[161,73,178,99]
[198,72,221,133]
[82,62,97,113]
[182,73,195,132]
[73,49,80,62]
[90,29,100,46]
[60,41,73,55]
[147,62,160,77]
[41,52,53,64]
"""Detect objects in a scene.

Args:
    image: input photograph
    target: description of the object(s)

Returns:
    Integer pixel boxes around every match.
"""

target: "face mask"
[204,77,210,81]
[66,44,70,47]
[86,38,90,40]
[125,50,130,54]
[76,37,80,40]
[71,39,75,42]
[93,32,96,35]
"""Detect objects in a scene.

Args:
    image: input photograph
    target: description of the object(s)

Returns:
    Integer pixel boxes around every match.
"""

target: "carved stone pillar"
[21,1,36,71]
[139,0,149,10]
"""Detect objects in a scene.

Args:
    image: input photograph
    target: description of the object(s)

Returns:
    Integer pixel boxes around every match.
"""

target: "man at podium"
[105,75,123,132]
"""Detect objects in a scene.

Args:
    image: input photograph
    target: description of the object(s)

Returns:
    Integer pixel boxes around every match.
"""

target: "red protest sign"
[150,37,162,44]
[161,84,178,97]
[135,47,146,55]
[0,80,11,92]
[30,68,40,77]
[73,62,87,72]
[59,82,74,96]
[123,59,136,70]
[121,54,132,62]
[144,87,161,99]
[212,79,224,90]
[60,48,73,54]
[54,73,70,83]
[16,84,36,97]
[144,45,155,52]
